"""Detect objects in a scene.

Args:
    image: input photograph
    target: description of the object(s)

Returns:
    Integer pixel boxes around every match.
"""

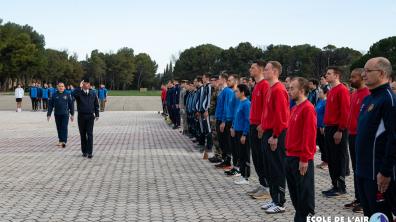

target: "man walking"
[98,84,108,112]
[72,79,99,159]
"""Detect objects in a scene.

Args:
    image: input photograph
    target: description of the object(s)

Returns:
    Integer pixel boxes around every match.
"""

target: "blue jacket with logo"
[29,87,37,98]
[47,92,74,116]
[356,84,396,181]
[215,88,225,121]
[232,99,251,135]
[42,88,49,99]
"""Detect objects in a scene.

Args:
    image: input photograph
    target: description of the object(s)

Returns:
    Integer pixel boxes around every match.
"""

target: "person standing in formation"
[15,84,24,112]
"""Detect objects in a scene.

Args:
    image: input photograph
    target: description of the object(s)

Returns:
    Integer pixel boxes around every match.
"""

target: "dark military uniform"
[47,91,74,144]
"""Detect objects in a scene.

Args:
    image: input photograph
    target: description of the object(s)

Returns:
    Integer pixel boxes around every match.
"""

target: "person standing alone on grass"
[285,77,317,222]
[47,82,74,148]
[15,84,24,112]
[72,79,99,159]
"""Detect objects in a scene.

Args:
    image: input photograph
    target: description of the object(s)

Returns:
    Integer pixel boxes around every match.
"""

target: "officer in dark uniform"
[72,78,99,159]
[47,82,74,148]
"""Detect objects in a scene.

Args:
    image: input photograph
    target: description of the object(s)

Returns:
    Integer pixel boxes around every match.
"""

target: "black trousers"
[167,105,174,124]
[235,131,250,178]
[174,107,180,126]
[325,126,348,191]
[357,176,394,220]
[262,130,286,207]
[42,99,48,110]
[78,114,95,155]
[221,121,233,165]
[55,115,69,143]
[216,120,225,159]
[250,125,269,187]
[316,128,327,163]
[199,115,213,150]
[286,157,315,222]
[31,97,38,110]
[348,135,360,202]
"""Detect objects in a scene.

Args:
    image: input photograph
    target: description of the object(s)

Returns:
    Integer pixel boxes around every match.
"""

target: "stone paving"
[0,111,361,221]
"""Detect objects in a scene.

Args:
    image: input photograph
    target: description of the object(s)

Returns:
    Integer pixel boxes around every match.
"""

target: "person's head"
[318,86,329,100]
[264,61,282,81]
[289,77,310,102]
[219,73,229,85]
[349,68,365,89]
[250,60,266,79]
[325,66,343,84]
[57,82,65,93]
[17,84,21,88]
[210,77,218,88]
[391,81,396,94]
[236,84,250,100]
[196,76,203,86]
[320,75,328,86]
[242,78,248,85]
[363,57,393,90]
[227,75,237,88]
[202,73,210,83]
[181,80,188,88]
[308,79,319,90]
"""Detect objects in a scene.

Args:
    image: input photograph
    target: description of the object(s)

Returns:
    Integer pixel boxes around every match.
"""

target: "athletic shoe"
[224,168,240,176]
[324,189,347,198]
[322,187,337,195]
[61,143,66,148]
[208,156,222,163]
[247,185,262,196]
[344,200,359,209]
[252,188,271,200]
[265,205,285,214]
[87,155,93,159]
[352,204,363,213]
[82,153,88,157]
[234,176,249,185]
[215,161,231,168]
[261,201,275,210]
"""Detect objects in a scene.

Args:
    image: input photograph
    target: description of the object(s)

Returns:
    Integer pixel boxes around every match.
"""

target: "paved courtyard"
[0,111,361,221]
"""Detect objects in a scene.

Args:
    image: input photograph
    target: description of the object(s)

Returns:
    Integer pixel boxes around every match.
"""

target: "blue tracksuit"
[49,87,56,97]
[232,99,251,136]
[215,89,225,121]
[30,87,37,98]
[98,88,108,101]
[221,87,238,123]
[315,99,326,128]
[37,87,43,99]
[47,91,74,143]
[42,88,49,99]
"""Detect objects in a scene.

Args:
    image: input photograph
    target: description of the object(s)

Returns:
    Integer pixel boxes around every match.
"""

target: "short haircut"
[57,82,65,86]
[220,73,228,80]
[254,60,267,69]
[237,84,250,97]
[321,85,329,94]
[196,76,203,83]
[375,57,392,78]
[351,68,365,77]
[202,73,211,78]
[327,66,343,77]
[309,79,319,86]
[292,77,310,96]
[268,61,282,75]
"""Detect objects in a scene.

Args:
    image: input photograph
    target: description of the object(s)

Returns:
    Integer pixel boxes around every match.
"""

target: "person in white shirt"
[15,84,24,112]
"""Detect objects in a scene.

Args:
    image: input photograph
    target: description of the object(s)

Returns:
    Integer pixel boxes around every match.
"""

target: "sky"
[1,0,396,72]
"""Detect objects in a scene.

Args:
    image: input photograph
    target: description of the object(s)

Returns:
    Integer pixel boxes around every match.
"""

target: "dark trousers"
[55,115,69,143]
[199,115,213,150]
[235,131,250,179]
[316,128,327,163]
[173,107,180,126]
[262,130,286,207]
[31,97,37,110]
[348,135,360,202]
[167,105,174,123]
[42,99,48,110]
[250,125,269,187]
[216,120,225,158]
[78,114,95,155]
[221,121,233,165]
[357,177,394,220]
[325,126,348,191]
[286,157,315,222]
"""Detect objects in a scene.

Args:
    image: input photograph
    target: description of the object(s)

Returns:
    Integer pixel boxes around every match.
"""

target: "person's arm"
[47,96,54,117]
[338,88,351,131]
[94,93,100,118]
[272,89,289,137]
[68,95,75,117]
[300,106,317,163]
[379,95,396,178]
[204,85,211,112]
[243,102,251,136]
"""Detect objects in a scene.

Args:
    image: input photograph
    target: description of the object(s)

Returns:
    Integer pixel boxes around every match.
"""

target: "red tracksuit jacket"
[249,79,270,125]
[260,81,290,137]
[285,100,317,162]
[323,83,350,130]
[347,87,370,135]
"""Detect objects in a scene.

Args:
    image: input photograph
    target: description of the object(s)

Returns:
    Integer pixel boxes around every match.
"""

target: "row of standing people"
[161,58,396,222]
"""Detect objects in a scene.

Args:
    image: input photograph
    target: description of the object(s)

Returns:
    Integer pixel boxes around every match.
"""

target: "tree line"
[0,19,159,91]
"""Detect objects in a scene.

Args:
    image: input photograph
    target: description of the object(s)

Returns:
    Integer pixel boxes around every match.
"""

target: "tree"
[133,53,158,89]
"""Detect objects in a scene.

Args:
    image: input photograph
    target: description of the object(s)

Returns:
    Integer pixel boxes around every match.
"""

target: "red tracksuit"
[324,83,350,130]
[285,100,317,162]
[347,87,370,135]
[260,82,290,137]
[250,79,270,125]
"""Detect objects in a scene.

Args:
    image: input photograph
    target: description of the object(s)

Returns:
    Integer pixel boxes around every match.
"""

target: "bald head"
[363,57,393,89]
[368,57,392,78]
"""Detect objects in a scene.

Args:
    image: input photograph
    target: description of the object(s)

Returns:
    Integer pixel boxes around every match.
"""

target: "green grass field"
[0,90,161,96]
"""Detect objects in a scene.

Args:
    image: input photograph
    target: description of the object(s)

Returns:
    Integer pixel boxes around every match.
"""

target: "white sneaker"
[261,201,275,210]
[234,176,249,185]
[265,205,285,214]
